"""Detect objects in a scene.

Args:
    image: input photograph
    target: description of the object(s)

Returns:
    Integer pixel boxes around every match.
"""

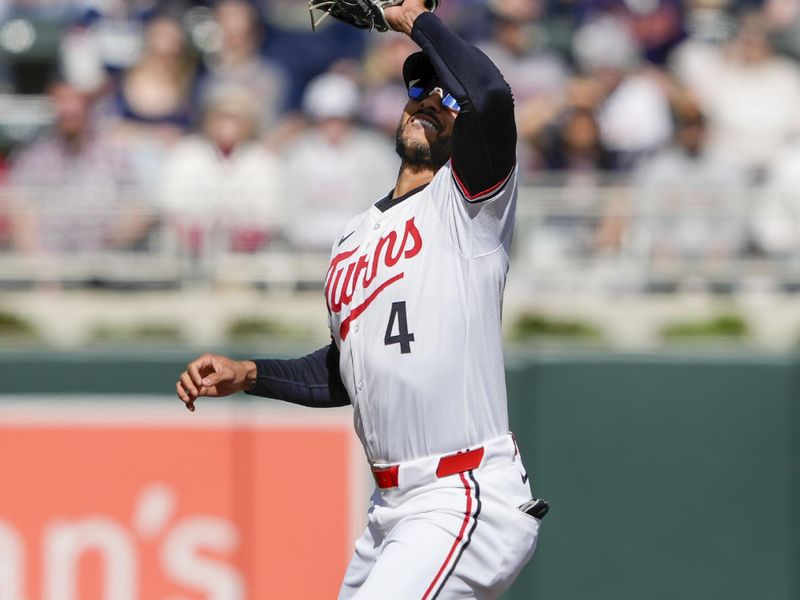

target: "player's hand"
[176,353,256,412]
[385,0,429,35]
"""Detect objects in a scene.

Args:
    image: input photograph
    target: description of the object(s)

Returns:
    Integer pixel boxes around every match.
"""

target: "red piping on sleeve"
[451,166,514,203]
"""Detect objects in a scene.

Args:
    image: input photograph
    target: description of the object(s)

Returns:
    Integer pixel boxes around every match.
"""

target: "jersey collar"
[374,183,430,213]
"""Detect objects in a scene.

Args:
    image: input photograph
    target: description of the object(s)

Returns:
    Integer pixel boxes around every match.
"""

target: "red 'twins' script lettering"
[325,217,422,339]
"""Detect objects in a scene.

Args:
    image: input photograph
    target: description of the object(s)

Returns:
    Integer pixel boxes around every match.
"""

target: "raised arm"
[388,6,517,199]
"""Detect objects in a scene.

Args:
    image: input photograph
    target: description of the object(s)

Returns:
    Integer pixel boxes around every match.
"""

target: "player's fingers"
[187,355,212,387]
[176,380,195,412]
[176,380,188,402]
[383,6,404,32]
[180,371,199,398]
[201,369,224,388]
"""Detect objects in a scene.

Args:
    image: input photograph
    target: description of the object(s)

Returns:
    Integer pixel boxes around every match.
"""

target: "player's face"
[395,82,458,169]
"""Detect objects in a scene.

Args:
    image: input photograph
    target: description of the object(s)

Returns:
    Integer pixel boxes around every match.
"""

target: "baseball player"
[176,1,545,597]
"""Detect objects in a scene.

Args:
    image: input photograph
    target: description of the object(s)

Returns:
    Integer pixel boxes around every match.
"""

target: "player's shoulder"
[342,211,367,234]
[430,160,518,205]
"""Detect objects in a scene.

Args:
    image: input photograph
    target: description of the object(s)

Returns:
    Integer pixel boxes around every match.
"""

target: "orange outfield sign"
[0,401,362,599]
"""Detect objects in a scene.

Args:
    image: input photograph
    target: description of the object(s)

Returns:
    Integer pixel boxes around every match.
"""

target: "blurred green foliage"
[660,313,749,341]
[91,323,183,343]
[510,313,601,342]
[0,310,36,337]
[226,316,293,341]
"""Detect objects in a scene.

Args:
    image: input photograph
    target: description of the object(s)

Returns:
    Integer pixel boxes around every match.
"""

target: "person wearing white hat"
[282,70,399,250]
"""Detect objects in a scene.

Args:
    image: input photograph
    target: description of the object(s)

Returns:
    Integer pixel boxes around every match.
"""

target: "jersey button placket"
[365,221,379,250]
[349,229,367,423]
[355,218,381,455]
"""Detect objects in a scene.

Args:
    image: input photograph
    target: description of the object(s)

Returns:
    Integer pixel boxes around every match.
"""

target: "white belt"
[370,432,518,490]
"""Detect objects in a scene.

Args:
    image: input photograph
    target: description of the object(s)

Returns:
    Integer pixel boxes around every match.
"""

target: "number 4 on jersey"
[384,301,415,354]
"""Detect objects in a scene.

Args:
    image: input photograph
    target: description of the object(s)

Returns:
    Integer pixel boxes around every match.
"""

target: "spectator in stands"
[61,0,158,94]
[107,14,198,191]
[751,140,800,261]
[257,0,367,111]
[158,86,283,255]
[671,10,800,178]
[112,14,197,140]
[764,0,800,60]
[520,102,624,266]
[282,71,398,250]
[573,0,685,66]
[7,80,152,254]
[197,0,287,134]
[631,100,747,262]
[572,13,674,169]
[530,106,616,176]
[477,0,569,108]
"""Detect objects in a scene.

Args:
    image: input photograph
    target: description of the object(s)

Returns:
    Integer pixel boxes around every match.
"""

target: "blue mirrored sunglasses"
[408,85,461,113]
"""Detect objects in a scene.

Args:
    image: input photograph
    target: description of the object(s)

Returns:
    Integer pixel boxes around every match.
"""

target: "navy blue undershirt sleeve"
[245,342,351,408]
[410,12,516,199]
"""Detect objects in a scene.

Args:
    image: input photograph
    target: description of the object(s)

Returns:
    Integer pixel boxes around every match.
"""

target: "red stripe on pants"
[421,472,473,599]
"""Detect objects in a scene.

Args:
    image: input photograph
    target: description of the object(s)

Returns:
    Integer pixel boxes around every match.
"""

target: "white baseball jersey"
[325,161,517,465]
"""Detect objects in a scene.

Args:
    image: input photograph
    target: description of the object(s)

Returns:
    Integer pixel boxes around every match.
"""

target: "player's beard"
[395,122,452,170]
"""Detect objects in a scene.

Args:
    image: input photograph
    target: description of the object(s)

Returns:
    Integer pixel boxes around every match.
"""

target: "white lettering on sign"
[161,517,244,599]
[0,520,25,600]
[0,483,245,599]
[43,518,137,600]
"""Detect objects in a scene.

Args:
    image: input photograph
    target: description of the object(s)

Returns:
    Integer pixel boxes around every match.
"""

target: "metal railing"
[1,181,799,293]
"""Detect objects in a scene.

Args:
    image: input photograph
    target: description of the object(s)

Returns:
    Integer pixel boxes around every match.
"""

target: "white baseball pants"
[338,434,541,599]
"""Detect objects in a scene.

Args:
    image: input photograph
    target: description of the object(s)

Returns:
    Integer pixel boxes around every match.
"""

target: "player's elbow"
[471,81,514,121]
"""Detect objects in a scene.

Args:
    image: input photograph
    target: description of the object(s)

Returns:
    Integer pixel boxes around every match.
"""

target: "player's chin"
[395,122,451,168]
[396,133,429,162]
[409,126,447,157]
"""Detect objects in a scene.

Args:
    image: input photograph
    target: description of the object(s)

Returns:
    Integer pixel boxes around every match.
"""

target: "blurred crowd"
[0,0,799,278]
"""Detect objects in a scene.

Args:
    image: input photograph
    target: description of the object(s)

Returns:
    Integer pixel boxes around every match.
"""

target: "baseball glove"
[308,0,439,32]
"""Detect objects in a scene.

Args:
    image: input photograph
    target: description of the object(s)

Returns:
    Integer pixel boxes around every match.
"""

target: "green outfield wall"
[1,349,797,600]
[504,352,798,600]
